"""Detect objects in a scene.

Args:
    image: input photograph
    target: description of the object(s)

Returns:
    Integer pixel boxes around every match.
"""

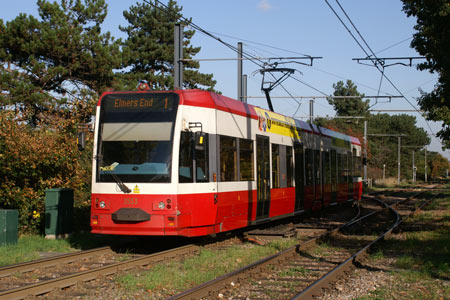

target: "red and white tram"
[90,89,363,237]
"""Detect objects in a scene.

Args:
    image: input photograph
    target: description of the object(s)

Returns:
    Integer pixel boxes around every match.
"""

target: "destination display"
[100,92,179,123]
[101,93,178,112]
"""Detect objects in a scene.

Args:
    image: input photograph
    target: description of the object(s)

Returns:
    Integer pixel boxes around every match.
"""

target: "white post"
[425,147,427,183]
[174,24,183,89]
[398,137,401,184]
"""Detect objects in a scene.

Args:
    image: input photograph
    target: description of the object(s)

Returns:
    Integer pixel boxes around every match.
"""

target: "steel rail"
[167,204,362,300]
[405,192,440,219]
[290,197,397,299]
[0,244,198,300]
[289,190,438,300]
[0,247,112,278]
[170,188,435,300]
[348,190,425,228]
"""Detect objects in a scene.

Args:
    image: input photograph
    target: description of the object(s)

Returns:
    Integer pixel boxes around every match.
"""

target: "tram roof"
[97,89,361,146]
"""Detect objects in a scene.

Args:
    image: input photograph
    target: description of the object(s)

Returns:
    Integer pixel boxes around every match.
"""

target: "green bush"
[0,110,92,234]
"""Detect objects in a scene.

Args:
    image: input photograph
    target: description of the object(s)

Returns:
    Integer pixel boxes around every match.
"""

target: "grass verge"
[0,235,76,266]
[360,189,450,300]
[0,231,134,267]
[116,239,297,297]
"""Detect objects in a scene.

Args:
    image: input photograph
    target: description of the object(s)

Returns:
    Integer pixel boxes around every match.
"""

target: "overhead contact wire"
[325,0,435,136]
[146,0,267,69]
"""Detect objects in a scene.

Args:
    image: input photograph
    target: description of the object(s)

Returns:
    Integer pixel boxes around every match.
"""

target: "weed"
[310,241,343,257]
[279,266,309,277]
[267,239,297,251]
[353,289,388,300]
[369,249,384,261]
[396,255,417,270]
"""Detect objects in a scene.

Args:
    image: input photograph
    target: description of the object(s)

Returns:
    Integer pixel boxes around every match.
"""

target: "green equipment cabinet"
[45,188,74,239]
[0,209,18,246]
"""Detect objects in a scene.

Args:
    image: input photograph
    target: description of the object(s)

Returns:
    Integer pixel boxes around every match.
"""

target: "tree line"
[317,80,448,182]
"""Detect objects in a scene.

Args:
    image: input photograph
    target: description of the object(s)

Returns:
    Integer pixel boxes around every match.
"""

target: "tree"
[317,80,369,148]
[0,0,113,233]
[401,1,450,148]
[430,153,449,178]
[327,80,369,117]
[318,80,431,181]
[368,113,430,179]
[0,110,92,233]
[117,0,216,91]
[0,0,121,124]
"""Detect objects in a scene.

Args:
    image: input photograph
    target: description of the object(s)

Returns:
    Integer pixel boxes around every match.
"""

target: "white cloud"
[258,0,272,11]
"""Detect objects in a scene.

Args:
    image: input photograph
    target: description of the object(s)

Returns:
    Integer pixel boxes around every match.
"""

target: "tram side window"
[220,135,238,181]
[179,131,209,183]
[272,144,281,188]
[323,151,331,185]
[314,150,321,186]
[347,151,352,183]
[331,150,337,186]
[356,157,362,177]
[196,134,209,182]
[305,148,314,186]
[240,138,254,181]
[286,146,294,187]
[340,153,347,184]
[179,131,193,183]
[353,149,362,178]
[337,153,342,184]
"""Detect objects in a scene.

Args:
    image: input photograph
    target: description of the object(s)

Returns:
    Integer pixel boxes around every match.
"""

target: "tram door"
[330,149,337,204]
[294,143,304,211]
[256,135,271,220]
[348,150,354,200]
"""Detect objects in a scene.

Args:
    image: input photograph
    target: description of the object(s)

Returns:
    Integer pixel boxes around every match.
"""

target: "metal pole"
[243,74,247,104]
[383,164,385,181]
[309,99,314,124]
[363,120,367,184]
[174,24,183,89]
[424,147,427,183]
[238,42,243,101]
[412,150,415,182]
[398,137,401,184]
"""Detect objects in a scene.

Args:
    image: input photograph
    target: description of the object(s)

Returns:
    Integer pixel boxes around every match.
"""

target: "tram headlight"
[158,201,165,209]
[95,198,109,210]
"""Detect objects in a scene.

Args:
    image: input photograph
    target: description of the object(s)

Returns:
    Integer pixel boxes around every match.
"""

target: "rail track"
[244,200,360,242]
[0,188,439,299]
[168,189,439,300]
[166,200,363,300]
[0,200,359,300]
[0,244,198,300]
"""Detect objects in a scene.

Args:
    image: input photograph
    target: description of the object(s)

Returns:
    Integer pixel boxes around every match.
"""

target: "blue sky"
[1,0,447,160]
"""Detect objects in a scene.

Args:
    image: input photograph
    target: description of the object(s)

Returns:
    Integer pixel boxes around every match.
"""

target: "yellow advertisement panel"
[254,107,301,140]
[332,138,351,149]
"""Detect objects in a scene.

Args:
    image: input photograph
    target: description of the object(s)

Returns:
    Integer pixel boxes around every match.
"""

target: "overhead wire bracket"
[352,56,425,107]
[353,56,426,68]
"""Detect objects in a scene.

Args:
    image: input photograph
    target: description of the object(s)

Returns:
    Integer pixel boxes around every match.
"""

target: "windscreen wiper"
[110,173,132,194]
[100,162,131,193]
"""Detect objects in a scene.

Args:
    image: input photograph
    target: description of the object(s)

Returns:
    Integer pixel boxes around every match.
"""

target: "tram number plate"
[124,198,138,205]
